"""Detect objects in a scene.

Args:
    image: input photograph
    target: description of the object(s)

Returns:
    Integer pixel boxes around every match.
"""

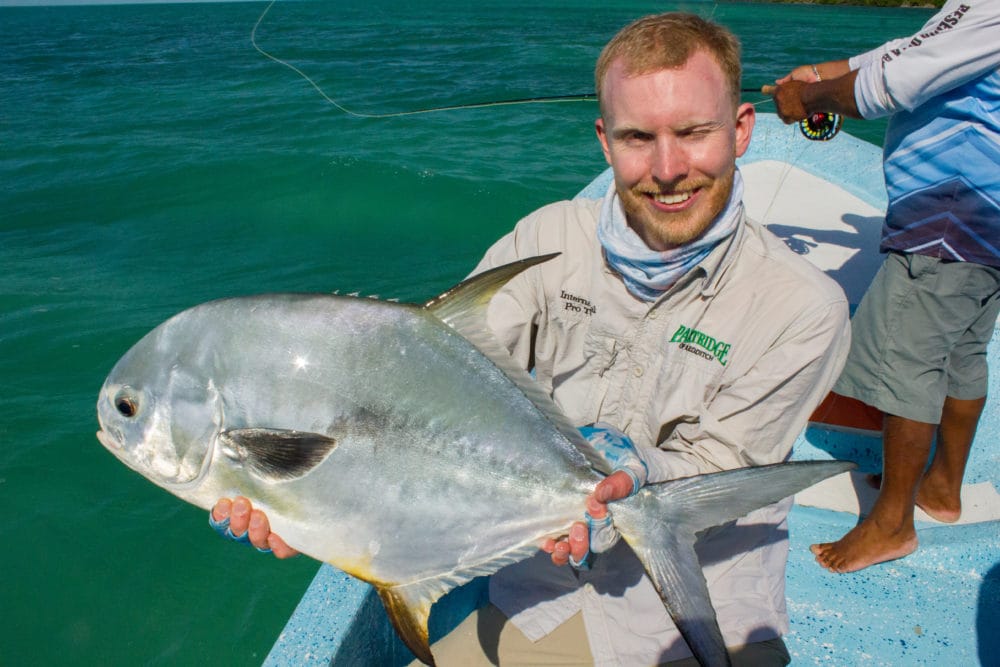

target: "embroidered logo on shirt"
[670,324,731,366]
[560,290,596,315]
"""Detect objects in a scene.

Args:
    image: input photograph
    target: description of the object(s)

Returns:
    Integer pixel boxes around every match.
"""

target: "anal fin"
[376,584,437,666]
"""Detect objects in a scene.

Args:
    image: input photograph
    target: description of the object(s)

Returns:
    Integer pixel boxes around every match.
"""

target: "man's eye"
[682,126,716,139]
[622,132,651,143]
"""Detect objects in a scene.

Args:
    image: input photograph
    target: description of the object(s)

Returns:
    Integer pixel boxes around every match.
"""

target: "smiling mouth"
[653,191,692,205]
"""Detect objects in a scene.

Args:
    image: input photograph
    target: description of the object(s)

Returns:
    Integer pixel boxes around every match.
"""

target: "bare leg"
[811,414,933,573]
[864,396,984,523]
[916,395,984,522]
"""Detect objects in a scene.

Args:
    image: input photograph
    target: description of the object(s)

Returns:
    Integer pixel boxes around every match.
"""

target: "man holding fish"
[207,13,852,666]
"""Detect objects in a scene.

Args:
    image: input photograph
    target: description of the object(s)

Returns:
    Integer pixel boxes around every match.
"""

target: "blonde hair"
[595,13,742,113]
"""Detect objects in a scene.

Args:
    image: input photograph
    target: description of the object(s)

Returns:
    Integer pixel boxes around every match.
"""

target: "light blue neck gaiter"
[597,170,744,301]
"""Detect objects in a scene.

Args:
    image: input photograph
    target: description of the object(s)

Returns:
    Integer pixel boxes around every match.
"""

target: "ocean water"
[1,1,934,664]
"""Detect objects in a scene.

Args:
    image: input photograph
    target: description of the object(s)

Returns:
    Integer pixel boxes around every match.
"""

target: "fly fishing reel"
[799,111,843,141]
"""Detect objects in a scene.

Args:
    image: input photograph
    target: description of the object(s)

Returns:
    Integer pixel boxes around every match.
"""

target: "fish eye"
[114,390,139,418]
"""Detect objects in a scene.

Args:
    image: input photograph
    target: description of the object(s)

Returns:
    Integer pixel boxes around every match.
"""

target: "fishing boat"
[263,113,1000,666]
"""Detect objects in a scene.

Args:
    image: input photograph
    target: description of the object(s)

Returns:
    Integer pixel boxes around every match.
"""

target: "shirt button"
[633,366,643,377]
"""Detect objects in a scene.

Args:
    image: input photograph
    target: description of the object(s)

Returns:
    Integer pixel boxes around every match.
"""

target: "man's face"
[596,50,755,251]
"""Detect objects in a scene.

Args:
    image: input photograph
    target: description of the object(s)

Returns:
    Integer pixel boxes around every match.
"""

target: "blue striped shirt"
[851,0,1000,266]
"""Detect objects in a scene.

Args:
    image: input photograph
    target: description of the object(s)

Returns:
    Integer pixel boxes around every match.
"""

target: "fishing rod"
[344,87,776,117]
[283,82,842,141]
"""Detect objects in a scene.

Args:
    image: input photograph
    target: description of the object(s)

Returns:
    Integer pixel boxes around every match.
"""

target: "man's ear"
[734,102,756,158]
[595,117,612,166]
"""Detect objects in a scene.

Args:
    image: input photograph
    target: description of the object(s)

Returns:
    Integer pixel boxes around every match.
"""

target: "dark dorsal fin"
[219,428,338,481]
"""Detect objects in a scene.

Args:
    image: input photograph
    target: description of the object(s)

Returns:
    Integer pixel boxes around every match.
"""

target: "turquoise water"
[1,2,933,664]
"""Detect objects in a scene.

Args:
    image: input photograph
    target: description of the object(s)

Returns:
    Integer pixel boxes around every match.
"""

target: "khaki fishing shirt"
[473,194,850,665]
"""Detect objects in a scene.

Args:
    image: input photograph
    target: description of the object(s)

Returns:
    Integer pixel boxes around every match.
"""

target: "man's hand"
[776,64,822,85]
[542,470,635,567]
[770,67,861,123]
[210,496,300,559]
[771,81,810,124]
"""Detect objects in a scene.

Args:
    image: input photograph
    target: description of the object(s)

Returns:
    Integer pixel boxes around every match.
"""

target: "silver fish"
[96,255,853,667]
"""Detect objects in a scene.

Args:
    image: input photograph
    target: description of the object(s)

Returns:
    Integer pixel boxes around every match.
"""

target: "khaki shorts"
[835,252,1000,423]
[416,603,789,666]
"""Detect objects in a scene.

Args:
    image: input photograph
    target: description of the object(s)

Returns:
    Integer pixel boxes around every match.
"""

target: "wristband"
[579,423,648,495]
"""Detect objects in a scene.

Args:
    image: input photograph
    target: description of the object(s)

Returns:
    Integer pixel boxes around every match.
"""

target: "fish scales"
[96,255,855,666]
[125,293,594,573]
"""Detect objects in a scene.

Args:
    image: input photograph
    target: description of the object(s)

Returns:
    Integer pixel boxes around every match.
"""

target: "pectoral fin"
[219,428,338,481]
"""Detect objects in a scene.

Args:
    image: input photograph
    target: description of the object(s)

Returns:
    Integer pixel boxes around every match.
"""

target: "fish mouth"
[96,429,122,451]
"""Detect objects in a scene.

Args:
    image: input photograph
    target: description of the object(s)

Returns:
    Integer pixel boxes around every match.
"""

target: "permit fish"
[96,255,853,667]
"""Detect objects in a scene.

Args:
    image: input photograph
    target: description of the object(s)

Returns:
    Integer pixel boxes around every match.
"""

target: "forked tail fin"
[614,460,855,667]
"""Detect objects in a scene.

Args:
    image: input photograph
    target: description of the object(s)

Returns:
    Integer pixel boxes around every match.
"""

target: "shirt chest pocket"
[653,344,729,406]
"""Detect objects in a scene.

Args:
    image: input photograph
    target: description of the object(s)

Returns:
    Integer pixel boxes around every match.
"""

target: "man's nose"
[650,137,687,184]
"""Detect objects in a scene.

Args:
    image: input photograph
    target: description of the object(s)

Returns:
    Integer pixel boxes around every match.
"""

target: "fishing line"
[756,122,812,227]
[251,1,780,119]
[250,1,597,118]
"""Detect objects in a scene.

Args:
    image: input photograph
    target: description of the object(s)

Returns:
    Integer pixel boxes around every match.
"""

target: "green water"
[0,1,932,664]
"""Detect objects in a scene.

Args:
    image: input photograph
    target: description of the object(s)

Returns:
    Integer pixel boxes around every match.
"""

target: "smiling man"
[431,14,849,665]
[596,49,749,253]
[212,13,851,666]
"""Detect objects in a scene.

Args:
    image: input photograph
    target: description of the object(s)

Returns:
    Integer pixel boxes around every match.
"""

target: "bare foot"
[864,473,961,523]
[810,517,918,573]
[915,478,962,523]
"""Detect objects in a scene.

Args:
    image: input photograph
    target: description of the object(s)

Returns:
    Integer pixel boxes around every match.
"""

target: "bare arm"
[771,69,861,124]
[775,59,852,85]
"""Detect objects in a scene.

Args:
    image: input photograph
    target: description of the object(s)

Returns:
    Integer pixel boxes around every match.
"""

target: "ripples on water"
[0,1,929,663]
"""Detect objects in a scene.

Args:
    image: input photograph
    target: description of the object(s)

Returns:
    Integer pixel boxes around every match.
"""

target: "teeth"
[654,191,691,205]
